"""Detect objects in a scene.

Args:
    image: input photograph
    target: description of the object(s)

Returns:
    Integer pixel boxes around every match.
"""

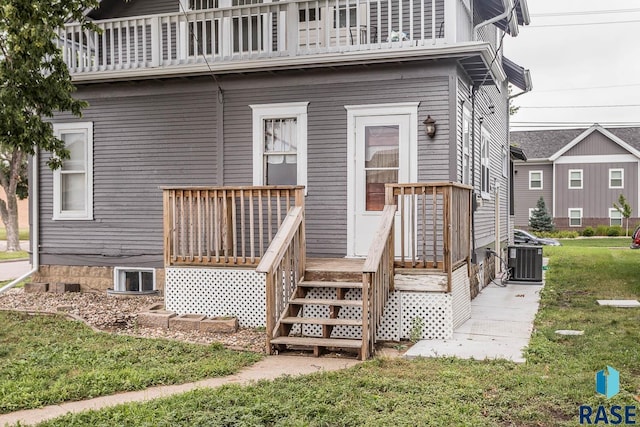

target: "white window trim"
[52,122,94,221]
[609,208,623,227]
[480,126,491,199]
[502,146,508,178]
[528,170,543,190]
[113,267,156,293]
[462,105,471,185]
[568,169,583,190]
[528,207,535,219]
[609,168,624,189]
[250,102,308,193]
[568,208,582,227]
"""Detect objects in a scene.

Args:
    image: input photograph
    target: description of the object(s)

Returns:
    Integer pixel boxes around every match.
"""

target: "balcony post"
[285,2,299,56]
[443,0,457,43]
[150,16,161,67]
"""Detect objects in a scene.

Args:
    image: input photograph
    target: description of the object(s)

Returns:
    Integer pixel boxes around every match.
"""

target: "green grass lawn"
[559,237,631,248]
[34,246,640,426]
[0,228,29,241]
[0,312,262,414]
[0,250,29,261]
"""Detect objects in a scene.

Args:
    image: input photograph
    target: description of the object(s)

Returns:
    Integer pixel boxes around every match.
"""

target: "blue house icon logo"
[595,366,620,399]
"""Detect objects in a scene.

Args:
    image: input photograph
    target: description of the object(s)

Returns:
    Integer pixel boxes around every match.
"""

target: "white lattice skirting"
[166,264,472,339]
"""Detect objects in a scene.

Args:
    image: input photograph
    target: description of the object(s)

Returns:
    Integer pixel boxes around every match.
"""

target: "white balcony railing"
[57,0,448,75]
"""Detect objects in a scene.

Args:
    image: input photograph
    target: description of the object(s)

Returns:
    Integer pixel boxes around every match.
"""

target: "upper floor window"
[189,0,217,9]
[569,169,583,189]
[609,169,624,189]
[480,127,490,197]
[334,5,357,28]
[52,122,94,220]
[462,106,471,185]
[568,208,582,227]
[251,102,308,189]
[609,208,623,227]
[529,171,543,190]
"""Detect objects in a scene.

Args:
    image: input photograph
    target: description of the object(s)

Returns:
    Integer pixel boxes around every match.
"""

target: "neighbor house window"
[609,208,623,227]
[480,127,490,196]
[113,267,156,293]
[529,171,543,190]
[609,169,624,189]
[462,106,471,185]
[251,102,308,190]
[528,208,535,219]
[52,122,93,220]
[569,169,583,189]
[334,5,357,28]
[568,208,582,227]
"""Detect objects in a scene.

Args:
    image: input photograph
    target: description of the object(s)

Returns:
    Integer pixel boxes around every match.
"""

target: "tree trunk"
[0,192,22,252]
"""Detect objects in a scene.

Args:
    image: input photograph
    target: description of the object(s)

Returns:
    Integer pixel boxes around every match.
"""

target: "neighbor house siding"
[554,162,638,219]
[513,162,553,229]
[41,78,218,267]
[221,63,453,257]
[563,132,630,157]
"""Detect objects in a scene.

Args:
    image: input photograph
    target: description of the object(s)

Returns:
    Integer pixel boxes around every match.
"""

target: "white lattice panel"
[377,291,402,341]
[452,264,472,329]
[400,292,453,340]
[300,288,363,338]
[166,267,265,328]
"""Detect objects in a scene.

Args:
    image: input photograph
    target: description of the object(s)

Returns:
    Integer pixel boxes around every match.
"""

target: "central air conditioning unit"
[507,245,543,285]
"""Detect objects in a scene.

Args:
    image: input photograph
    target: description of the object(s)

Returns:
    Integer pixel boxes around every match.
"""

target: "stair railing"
[256,206,306,354]
[361,204,396,360]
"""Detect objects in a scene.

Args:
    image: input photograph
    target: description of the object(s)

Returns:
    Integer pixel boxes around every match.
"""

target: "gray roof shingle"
[510,126,640,160]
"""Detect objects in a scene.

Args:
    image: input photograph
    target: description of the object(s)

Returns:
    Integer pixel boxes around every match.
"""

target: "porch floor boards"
[305,258,365,272]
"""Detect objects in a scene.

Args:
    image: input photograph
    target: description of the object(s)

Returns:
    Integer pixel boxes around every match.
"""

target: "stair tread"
[281,316,362,326]
[289,298,363,307]
[300,280,362,289]
[271,336,362,348]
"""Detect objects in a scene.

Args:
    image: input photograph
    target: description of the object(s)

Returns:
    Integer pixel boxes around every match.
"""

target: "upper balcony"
[58,0,527,84]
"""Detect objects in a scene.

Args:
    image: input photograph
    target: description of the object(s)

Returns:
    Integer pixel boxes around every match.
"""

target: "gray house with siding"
[512,125,640,231]
[28,0,531,358]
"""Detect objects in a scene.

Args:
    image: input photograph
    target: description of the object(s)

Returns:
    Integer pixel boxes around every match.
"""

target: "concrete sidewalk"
[405,282,542,363]
[0,260,31,282]
[0,355,360,426]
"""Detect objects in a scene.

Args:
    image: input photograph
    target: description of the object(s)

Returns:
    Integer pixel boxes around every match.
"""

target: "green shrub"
[595,225,608,236]
[538,230,579,239]
[582,227,595,237]
[607,226,622,236]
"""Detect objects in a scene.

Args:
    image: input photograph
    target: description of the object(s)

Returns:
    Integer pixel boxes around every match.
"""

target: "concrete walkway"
[405,282,542,363]
[0,260,31,282]
[0,355,360,426]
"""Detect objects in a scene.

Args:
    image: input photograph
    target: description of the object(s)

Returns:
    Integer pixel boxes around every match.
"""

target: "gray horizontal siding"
[221,65,453,257]
[564,131,630,156]
[555,162,639,218]
[513,163,553,229]
[90,0,178,20]
[41,79,218,266]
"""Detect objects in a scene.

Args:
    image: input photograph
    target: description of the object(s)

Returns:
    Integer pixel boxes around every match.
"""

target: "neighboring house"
[0,194,29,230]
[512,124,640,231]
[30,0,531,358]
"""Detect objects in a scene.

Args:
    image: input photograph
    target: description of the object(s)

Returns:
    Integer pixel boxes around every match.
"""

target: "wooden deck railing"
[256,206,306,352]
[163,186,304,267]
[385,182,472,288]
[361,204,395,360]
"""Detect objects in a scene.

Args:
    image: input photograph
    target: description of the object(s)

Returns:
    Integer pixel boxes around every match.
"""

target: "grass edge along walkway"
[0,356,359,426]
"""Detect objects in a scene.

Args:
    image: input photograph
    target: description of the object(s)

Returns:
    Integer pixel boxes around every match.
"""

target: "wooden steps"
[270,258,367,359]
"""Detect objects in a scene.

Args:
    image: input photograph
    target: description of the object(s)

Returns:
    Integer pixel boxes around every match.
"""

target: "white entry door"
[348,108,417,257]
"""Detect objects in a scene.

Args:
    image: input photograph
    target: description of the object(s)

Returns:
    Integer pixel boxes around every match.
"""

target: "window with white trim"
[113,267,156,293]
[52,122,93,220]
[568,208,582,227]
[251,102,308,189]
[568,169,583,189]
[480,127,490,196]
[529,171,543,190]
[502,146,508,178]
[462,106,471,185]
[609,208,623,227]
[609,168,624,189]
[528,208,535,219]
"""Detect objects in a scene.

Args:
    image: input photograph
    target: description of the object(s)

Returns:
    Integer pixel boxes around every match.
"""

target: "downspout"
[473,0,515,41]
[0,149,39,294]
[470,86,478,263]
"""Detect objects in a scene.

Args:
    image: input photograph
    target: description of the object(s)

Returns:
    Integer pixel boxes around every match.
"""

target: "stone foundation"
[31,265,165,293]
[468,253,496,300]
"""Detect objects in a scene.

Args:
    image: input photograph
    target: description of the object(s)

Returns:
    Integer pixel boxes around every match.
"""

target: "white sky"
[503,0,640,129]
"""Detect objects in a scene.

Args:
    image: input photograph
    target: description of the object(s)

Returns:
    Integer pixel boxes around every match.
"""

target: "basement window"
[112,267,157,295]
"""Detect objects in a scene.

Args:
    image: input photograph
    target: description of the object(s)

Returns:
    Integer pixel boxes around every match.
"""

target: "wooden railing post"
[286,2,299,56]
[150,16,161,67]
[163,189,173,266]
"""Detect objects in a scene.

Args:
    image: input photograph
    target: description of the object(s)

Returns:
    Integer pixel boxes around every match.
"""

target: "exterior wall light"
[423,115,436,138]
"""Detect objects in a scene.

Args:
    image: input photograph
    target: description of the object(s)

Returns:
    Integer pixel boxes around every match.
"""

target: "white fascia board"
[554,154,639,165]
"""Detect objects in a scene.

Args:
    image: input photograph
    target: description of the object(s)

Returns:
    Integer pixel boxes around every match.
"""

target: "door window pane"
[364,125,399,211]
